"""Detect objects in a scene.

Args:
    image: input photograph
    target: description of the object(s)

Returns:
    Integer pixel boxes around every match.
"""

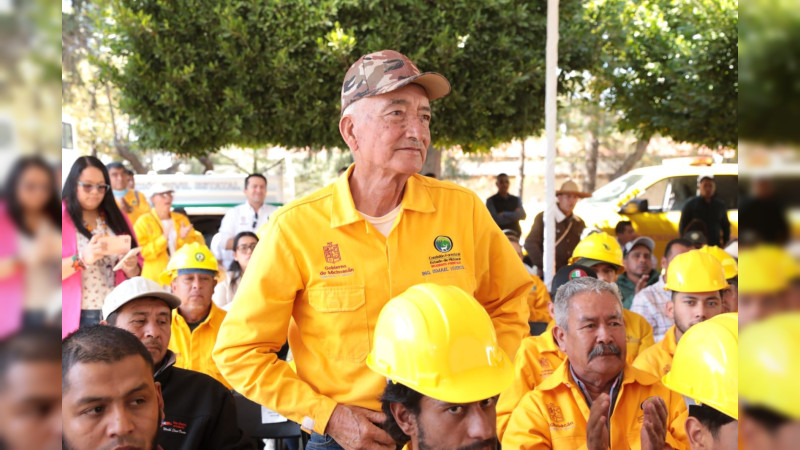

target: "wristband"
[72,254,87,271]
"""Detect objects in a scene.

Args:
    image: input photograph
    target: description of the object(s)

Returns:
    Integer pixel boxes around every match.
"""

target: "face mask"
[113,188,129,198]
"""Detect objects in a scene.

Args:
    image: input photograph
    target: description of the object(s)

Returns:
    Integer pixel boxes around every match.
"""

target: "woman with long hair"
[4,156,62,326]
[61,156,142,337]
[212,231,258,310]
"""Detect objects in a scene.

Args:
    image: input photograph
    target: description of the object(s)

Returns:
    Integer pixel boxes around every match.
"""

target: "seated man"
[740,313,800,450]
[633,250,726,379]
[617,237,660,309]
[62,325,164,450]
[630,238,693,342]
[569,232,654,361]
[0,327,61,450]
[367,284,513,450]
[160,243,232,389]
[102,277,253,449]
[503,277,689,449]
[663,313,738,450]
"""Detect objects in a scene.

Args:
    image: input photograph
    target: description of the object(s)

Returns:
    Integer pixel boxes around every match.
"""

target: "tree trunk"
[104,82,147,173]
[584,131,599,192]
[518,139,526,200]
[198,156,214,172]
[420,145,442,178]
[612,137,651,179]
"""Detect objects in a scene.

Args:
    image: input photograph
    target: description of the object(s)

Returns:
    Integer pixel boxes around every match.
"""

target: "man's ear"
[154,381,165,421]
[389,402,417,438]
[100,320,108,325]
[684,416,710,449]
[339,115,358,152]
[666,299,675,320]
[553,325,567,352]
[547,302,555,322]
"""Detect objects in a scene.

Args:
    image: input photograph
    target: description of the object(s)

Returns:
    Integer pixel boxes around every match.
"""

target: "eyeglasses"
[236,243,257,252]
[77,181,110,194]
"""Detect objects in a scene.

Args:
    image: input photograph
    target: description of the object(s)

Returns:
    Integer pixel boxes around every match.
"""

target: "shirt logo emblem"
[539,358,552,369]
[433,235,453,253]
[323,242,341,263]
[195,252,205,262]
[547,403,565,423]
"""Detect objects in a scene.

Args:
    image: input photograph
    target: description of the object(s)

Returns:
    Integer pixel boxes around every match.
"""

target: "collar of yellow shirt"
[172,301,225,329]
[538,355,661,396]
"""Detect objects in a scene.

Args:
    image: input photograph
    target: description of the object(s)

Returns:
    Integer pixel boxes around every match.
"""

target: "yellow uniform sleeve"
[528,275,551,323]
[134,215,167,261]
[496,338,540,440]
[503,390,589,450]
[624,309,655,364]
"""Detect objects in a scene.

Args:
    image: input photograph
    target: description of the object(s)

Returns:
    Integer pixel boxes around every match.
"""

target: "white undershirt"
[359,203,403,238]
[161,218,177,255]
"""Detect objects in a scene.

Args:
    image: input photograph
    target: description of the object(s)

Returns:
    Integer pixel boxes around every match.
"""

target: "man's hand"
[635,273,650,294]
[179,223,194,239]
[640,396,668,450]
[325,404,395,450]
[81,234,104,265]
[586,393,610,450]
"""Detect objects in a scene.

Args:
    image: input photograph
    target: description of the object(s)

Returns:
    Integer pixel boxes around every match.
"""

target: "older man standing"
[213,50,531,450]
[503,277,689,449]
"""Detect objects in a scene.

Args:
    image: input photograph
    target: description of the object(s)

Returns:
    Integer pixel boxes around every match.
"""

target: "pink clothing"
[0,202,23,339]
[61,201,141,338]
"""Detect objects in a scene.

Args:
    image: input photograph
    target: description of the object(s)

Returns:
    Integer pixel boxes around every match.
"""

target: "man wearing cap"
[107,161,151,225]
[487,173,526,235]
[633,250,726,379]
[617,236,660,309]
[524,179,590,276]
[679,175,731,247]
[630,238,694,342]
[503,277,689,449]
[213,50,531,450]
[368,284,511,450]
[210,173,278,270]
[101,277,253,450]
[134,183,204,283]
[662,313,739,450]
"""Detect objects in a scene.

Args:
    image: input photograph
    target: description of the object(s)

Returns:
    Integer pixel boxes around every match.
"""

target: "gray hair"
[553,277,623,330]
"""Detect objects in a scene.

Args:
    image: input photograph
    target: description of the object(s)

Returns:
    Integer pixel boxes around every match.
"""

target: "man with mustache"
[101,277,252,449]
[62,325,165,450]
[503,277,689,449]
[214,50,531,450]
[633,250,726,379]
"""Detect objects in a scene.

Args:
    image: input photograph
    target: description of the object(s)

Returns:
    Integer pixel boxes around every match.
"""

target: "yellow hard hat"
[366,284,513,404]
[740,313,800,419]
[662,313,738,419]
[664,249,728,292]
[568,232,624,271]
[737,245,791,295]
[159,242,219,285]
[698,245,738,280]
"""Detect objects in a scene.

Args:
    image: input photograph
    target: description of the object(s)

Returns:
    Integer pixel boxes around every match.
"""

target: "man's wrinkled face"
[0,361,61,450]
[555,291,626,382]
[624,245,653,277]
[343,84,432,178]
[398,396,499,450]
[62,356,163,450]
[556,193,579,215]
[171,273,216,314]
[107,299,172,366]
[669,291,723,335]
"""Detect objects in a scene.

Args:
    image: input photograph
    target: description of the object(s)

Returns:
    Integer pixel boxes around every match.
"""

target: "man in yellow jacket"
[134,183,204,283]
[633,250,726,379]
[503,277,689,449]
[162,243,232,389]
[213,50,532,450]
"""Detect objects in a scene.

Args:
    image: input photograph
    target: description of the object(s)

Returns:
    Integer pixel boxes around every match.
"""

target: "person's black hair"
[663,238,694,259]
[688,404,735,440]
[62,325,154,392]
[497,173,509,179]
[614,220,633,235]
[743,404,791,433]
[423,172,436,178]
[61,156,138,246]
[0,326,61,387]
[4,156,61,236]
[105,162,126,171]
[671,290,725,301]
[125,168,134,176]
[228,231,259,287]
[380,381,423,446]
[244,173,267,189]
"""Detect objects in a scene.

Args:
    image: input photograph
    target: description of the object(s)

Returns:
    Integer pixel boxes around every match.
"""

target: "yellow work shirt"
[118,190,151,226]
[134,210,204,283]
[527,274,551,323]
[503,359,689,450]
[623,309,654,364]
[169,302,232,389]
[213,168,532,435]
[632,325,677,379]
[497,325,565,440]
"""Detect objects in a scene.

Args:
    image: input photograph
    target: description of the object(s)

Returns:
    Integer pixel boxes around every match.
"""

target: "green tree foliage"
[585,0,738,148]
[97,0,594,156]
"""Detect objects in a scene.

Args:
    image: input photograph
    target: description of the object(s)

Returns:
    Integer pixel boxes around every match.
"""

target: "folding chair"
[232,392,303,450]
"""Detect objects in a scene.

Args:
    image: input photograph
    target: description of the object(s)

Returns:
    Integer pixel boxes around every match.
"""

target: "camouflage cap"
[341,50,451,114]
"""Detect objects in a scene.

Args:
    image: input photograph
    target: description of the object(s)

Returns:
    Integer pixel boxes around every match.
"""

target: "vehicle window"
[636,179,668,211]
[585,174,644,203]
[666,176,698,211]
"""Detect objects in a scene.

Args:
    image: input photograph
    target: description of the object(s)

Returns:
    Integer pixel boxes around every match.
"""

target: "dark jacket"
[524,211,585,275]
[678,196,731,246]
[155,351,254,450]
[486,193,526,235]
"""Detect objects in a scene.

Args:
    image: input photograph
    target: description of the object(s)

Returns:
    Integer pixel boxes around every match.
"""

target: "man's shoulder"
[421,176,483,202]
[159,365,231,398]
[267,183,336,224]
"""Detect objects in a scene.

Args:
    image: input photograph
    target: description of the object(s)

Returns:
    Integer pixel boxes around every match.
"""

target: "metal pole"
[543,0,559,287]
